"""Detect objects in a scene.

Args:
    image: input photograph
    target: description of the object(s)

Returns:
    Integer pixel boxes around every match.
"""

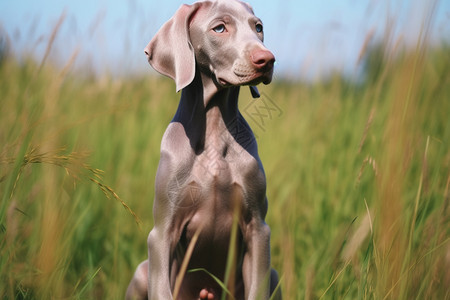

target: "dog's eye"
[255,23,263,33]
[213,24,226,33]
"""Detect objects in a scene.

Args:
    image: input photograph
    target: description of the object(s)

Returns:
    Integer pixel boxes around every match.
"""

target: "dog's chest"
[198,108,259,173]
[194,111,263,188]
[158,118,266,276]
[161,119,266,213]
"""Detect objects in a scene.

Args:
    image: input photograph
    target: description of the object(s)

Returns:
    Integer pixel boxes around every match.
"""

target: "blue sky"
[1,0,449,80]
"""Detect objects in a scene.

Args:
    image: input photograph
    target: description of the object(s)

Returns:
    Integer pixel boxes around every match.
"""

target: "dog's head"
[145,0,275,92]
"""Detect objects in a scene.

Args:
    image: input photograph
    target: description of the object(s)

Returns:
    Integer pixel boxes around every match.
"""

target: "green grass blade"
[188,268,235,300]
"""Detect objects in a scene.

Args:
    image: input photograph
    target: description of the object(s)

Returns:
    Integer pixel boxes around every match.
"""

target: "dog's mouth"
[217,77,231,86]
[234,61,274,85]
[217,64,273,87]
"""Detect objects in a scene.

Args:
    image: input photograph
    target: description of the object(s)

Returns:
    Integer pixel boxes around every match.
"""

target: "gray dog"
[126,0,280,299]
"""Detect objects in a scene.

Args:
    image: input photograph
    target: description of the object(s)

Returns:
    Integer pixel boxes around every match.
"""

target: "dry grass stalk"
[357,29,375,66]
[37,11,66,74]
[375,49,425,298]
[358,107,375,154]
[173,223,204,300]
[356,156,378,186]
[341,210,373,262]
[3,146,142,226]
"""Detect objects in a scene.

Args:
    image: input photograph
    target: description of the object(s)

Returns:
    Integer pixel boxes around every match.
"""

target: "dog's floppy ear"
[144,3,202,92]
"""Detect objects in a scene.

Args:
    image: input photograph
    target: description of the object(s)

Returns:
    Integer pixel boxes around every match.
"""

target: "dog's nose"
[251,49,275,70]
[144,43,151,58]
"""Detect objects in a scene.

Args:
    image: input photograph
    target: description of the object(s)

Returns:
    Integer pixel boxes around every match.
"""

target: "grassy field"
[1,26,449,300]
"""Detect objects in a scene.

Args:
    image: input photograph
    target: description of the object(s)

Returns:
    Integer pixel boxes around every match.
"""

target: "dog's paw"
[199,288,215,300]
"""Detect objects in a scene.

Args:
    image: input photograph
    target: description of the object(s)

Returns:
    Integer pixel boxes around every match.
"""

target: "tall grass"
[1,12,449,300]
[259,43,450,299]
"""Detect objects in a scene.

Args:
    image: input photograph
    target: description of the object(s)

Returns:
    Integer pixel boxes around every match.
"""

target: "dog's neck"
[172,71,242,153]
[173,71,240,124]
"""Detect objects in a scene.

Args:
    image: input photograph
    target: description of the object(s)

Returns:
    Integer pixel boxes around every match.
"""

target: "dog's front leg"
[242,217,271,300]
[147,226,173,299]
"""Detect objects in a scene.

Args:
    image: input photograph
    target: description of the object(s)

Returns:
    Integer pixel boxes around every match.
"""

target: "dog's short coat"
[126,1,281,299]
